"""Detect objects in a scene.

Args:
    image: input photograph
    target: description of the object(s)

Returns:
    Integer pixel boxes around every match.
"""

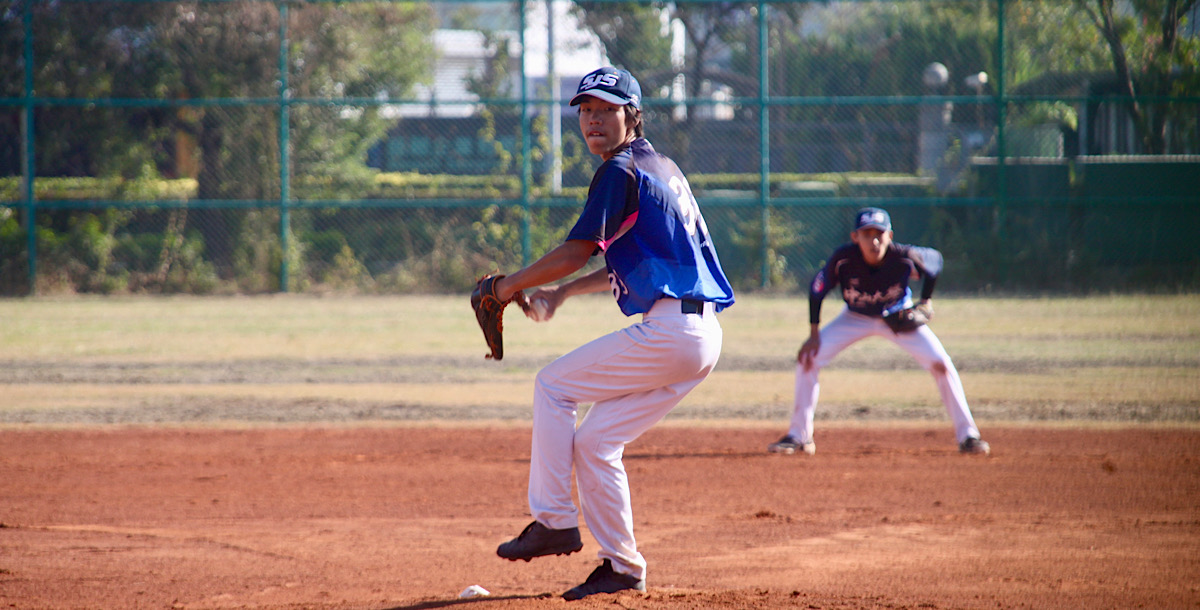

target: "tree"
[465,28,520,178]
[286,5,435,178]
[570,1,673,96]
[571,2,766,168]
[1075,0,1199,153]
[150,3,435,197]
[0,2,436,284]
[0,3,179,178]
[738,2,995,172]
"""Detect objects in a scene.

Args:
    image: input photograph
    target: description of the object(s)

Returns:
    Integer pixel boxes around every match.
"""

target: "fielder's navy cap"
[570,67,641,110]
[855,207,892,232]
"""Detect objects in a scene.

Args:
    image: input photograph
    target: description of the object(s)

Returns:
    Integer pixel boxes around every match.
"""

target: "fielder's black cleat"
[497,520,582,561]
[562,559,646,601]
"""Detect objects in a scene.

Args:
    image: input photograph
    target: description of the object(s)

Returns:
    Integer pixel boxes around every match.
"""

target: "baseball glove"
[882,303,933,334]
[470,274,529,360]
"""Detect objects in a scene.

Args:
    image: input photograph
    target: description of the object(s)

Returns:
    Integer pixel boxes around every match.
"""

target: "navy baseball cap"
[570,67,641,110]
[854,207,892,232]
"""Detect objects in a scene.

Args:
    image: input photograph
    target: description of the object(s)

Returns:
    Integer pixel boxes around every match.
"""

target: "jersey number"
[668,175,707,238]
[608,271,628,302]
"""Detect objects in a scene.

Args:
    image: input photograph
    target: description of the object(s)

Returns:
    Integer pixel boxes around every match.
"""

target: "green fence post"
[278,2,291,292]
[995,0,1007,214]
[758,0,770,289]
[22,0,35,296]
[994,0,1008,286]
[519,0,532,268]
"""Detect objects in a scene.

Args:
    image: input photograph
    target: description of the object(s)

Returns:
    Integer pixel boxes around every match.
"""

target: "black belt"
[680,299,705,314]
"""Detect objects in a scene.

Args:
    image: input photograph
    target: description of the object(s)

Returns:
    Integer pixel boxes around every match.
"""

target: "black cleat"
[768,434,815,455]
[497,520,582,561]
[562,559,646,601]
[959,437,991,455]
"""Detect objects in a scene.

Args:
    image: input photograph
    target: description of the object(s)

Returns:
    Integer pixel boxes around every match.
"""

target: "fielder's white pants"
[529,298,722,581]
[789,307,980,445]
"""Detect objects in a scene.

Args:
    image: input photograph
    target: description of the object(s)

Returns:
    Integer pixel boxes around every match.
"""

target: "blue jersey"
[566,138,735,316]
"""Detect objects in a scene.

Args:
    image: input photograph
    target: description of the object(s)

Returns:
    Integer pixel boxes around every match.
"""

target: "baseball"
[459,585,490,598]
[529,297,549,322]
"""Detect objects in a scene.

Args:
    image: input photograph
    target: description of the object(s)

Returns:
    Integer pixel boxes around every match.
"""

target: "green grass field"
[0,294,1197,426]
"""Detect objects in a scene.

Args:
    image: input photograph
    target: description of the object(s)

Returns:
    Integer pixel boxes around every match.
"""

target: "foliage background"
[1,0,1197,297]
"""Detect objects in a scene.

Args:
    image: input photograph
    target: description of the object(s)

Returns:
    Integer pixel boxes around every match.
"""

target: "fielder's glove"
[470,274,529,360]
[882,302,933,334]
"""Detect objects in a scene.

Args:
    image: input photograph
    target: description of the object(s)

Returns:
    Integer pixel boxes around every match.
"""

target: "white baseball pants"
[789,307,980,445]
[528,298,723,581]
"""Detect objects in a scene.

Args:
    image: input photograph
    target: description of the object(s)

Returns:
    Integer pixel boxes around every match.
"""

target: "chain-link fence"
[2,0,1198,296]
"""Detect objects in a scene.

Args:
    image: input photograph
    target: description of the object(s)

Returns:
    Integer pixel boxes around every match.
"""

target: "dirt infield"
[2,424,1198,609]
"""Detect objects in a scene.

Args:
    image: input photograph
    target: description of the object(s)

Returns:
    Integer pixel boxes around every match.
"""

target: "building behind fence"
[1,0,1198,297]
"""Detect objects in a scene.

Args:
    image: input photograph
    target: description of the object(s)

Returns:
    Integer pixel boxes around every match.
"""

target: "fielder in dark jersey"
[487,67,733,600]
[809,241,942,322]
[769,207,990,456]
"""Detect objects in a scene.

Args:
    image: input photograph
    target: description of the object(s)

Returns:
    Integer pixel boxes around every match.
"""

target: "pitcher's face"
[577,96,633,160]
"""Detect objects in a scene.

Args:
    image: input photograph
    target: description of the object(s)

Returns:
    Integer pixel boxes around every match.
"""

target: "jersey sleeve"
[896,243,944,300]
[807,249,845,325]
[566,159,639,252]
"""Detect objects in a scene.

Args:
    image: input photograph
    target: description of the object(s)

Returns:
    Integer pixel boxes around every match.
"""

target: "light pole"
[917,62,952,177]
[547,0,562,194]
[965,71,988,129]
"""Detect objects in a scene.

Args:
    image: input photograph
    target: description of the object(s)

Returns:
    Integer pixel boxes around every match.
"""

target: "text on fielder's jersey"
[808,242,942,324]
